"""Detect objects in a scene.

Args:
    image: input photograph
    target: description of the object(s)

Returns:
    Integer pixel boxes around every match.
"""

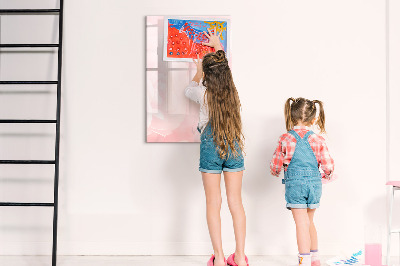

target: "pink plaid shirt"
[270,126,334,179]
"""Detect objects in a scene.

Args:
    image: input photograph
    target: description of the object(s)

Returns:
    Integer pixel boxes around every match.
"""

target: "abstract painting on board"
[163,16,230,62]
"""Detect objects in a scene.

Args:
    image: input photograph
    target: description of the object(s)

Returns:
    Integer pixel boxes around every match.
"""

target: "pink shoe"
[227,253,249,266]
[207,254,227,266]
[311,260,320,266]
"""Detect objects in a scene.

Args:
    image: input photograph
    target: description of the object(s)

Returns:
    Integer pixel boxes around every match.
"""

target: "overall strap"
[303,130,314,140]
[288,130,301,141]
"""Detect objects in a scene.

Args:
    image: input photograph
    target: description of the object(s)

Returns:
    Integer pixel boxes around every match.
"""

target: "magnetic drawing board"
[163,16,230,62]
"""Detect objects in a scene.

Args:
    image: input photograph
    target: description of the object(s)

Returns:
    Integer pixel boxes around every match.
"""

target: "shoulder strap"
[303,130,314,140]
[288,130,301,141]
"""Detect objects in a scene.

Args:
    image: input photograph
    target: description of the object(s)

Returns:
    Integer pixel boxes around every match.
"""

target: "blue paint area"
[168,19,228,48]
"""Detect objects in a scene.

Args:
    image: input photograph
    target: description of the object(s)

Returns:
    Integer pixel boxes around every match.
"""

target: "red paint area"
[167,25,215,59]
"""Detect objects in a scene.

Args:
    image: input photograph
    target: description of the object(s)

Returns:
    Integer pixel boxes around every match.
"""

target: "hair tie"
[209,62,228,68]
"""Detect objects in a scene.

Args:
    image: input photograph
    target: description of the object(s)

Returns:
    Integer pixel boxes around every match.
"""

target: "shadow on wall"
[365,195,386,227]
[364,194,387,245]
[163,142,204,252]
[242,114,292,254]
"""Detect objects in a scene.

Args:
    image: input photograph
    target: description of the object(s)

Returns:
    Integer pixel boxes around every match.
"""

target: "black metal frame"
[0,1,63,265]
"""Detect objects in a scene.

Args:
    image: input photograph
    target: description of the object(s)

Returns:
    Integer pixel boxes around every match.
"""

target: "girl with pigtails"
[270,98,335,266]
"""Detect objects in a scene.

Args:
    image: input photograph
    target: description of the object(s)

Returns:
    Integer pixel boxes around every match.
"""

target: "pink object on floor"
[207,254,227,266]
[227,253,249,266]
[365,243,382,266]
[321,173,338,184]
[386,181,400,187]
[311,260,321,266]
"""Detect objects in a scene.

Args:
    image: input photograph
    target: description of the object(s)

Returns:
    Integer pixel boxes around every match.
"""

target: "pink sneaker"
[227,253,249,266]
[207,254,227,266]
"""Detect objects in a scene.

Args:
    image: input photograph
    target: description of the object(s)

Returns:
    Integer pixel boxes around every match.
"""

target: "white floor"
[0,256,325,266]
[0,255,397,266]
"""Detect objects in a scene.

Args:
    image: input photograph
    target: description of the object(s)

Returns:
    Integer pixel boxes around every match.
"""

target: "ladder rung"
[0,119,56,123]
[0,9,60,14]
[391,229,400,233]
[0,160,55,164]
[0,44,59,48]
[0,202,54,207]
[0,81,58,84]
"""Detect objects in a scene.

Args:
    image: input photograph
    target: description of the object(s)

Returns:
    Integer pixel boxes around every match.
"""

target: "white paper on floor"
[326,249,364,266]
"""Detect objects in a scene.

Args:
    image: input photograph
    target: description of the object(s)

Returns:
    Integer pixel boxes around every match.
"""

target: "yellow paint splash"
[204,21,226,40]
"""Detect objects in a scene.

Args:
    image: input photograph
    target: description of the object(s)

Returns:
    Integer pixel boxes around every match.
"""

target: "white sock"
[311,250,319,262]
[298,254,311,266]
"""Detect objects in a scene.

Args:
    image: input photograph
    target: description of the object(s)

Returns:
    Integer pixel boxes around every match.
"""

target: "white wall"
[0,0,390,257]
[388,0,400,258]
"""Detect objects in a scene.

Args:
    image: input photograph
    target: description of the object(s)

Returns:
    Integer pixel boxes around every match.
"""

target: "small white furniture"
[387,181,400,265]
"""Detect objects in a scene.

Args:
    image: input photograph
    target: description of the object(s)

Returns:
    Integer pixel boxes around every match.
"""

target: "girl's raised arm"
[192,54,202,83]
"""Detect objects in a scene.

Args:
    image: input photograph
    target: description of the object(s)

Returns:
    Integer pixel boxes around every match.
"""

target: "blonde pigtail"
[313,100,326,133]
[285,98,295,131]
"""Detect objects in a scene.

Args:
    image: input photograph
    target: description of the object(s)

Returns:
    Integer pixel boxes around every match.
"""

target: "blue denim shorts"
[284,178,322,209]
[199,126,244,174]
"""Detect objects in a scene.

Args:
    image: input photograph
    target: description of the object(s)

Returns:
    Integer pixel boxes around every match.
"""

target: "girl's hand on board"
[193,54,202,73]
[202,28,223,51]
[192,54,203,83]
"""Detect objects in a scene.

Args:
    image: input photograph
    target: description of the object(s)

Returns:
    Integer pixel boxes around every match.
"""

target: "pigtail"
[313,100,326,133]
[284,98,295,131]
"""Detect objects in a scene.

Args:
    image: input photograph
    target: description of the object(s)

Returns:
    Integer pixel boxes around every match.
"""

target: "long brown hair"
[284,97,326,133]
[202,50,244,158]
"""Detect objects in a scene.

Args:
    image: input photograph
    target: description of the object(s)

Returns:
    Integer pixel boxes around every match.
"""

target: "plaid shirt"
[270,126,334,179]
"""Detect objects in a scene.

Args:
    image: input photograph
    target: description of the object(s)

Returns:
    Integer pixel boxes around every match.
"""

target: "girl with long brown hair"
[185,29,248,266]
[270,98,335,266]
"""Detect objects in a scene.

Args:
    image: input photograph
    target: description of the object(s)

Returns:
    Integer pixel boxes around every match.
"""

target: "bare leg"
[291,208,311,254]
[307,209,318,251]
[224,171,247,266]
[202,172,225,266]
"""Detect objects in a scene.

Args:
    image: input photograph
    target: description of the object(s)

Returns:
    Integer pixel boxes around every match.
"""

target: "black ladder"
[0,1,63,266]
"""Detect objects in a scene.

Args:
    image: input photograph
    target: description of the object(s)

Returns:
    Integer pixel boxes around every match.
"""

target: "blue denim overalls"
[198,124,244,174]
[283,130,322,210]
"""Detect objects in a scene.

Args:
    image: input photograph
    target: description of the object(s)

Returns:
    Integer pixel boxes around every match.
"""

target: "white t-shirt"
[184,80,209,133]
